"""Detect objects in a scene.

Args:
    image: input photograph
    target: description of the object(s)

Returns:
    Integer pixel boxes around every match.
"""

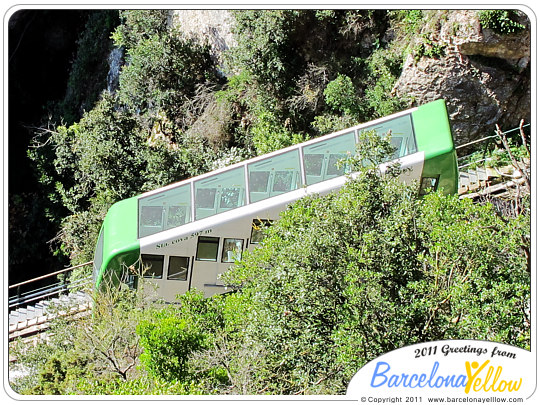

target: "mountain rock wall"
[393,10,530,146]
[172,9,531,146]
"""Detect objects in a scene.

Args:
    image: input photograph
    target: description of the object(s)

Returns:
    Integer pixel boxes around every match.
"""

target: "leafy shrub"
[221,133,530,394]
[323,74,358,116]
[478,10,526,35]
[137,314,206,381]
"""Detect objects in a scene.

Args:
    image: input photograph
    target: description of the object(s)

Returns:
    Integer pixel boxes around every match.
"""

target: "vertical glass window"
[196,236,220,261]
[194,167,246,220]
[141,254,164,279]
[221,238,244,263]
[250,219,272,244]
[168,256,190,281]
[248,150,302,203]
[302,131,356,185]
[138,183,192,238]
[361,114,417,158]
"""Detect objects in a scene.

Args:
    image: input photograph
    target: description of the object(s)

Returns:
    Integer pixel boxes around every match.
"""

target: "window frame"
[250,219,272,244]
[221,238,244,263]
[141,254,165,279]
[167,256,190,281]
[195,236,220,262]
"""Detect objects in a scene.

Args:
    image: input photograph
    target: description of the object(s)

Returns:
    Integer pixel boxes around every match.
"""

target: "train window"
[326,154,347,176]
[361,114,417,158]
[251,219,272,244]
[419,176,439,195]
[196,188,217,209]
[249,171,270,193]
[272,171,293,192]
[196,236,220,261]
[304,154,324,177]
[139,183,192,238]
[248,150,301,203]
[195,167,246,220]
[221,238,244,263]
[166,206,188,229]
[141,254,164,279]
[168,256,189,280]
[302,131,355,185]
[140,206,163,227]
[220,188,241,209]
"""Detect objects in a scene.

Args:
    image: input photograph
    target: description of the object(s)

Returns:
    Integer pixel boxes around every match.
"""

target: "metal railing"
[8,261,93,310]
[456,124,530,171]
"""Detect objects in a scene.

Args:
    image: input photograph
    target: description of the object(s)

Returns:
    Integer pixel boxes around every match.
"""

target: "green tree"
[113,10,219,133]
[219,133,530,394]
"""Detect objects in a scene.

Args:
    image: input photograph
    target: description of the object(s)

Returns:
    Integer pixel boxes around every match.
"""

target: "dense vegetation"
[11,132,530,395]
[10,9,530,395]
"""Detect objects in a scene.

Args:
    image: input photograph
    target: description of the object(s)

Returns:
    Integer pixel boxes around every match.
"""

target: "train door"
[190,236,245,297]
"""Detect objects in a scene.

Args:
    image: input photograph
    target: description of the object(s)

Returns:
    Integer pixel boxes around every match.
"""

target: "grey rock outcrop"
[393,10,530,146]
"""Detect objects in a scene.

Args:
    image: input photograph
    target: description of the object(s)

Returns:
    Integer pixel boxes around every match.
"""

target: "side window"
[194,166,246,220]
[168,256,190,281]
[221,238,244,263]
[248,150,301,203]
[361,114,416,159]
[141,254,164,279]
[302,131,356,185]
[196,236,220,261]
[250,219,272,244]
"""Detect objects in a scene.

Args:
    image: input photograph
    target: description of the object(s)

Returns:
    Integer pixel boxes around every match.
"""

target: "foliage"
[323,74,359,116]
[363,46,409,118]
[136,290,226,383]
[413,34,447,63]
[219,133,530,394]
[137,314,206,380]
[112,11,220,133]
[228,10,303,96]
[30,46,222,266]
[478,10,526,35]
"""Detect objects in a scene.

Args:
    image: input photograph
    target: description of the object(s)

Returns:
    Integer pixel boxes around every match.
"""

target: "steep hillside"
[10,8,531,286]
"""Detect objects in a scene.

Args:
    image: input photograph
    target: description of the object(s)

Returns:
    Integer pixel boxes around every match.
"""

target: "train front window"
[222,238,243,263]
[168,256,189,281]
[141,254,164,279]
[361,113,417,158]
[196,236,220,261]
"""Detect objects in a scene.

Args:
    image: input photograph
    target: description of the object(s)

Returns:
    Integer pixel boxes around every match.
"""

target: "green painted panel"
[95,196,140,289]
[423,150,459,195]
[412,99,458,195]
[412,99,454,159]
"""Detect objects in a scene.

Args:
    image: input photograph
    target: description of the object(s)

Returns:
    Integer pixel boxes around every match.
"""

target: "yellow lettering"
[464,360,523,394]
[465,360,490,394]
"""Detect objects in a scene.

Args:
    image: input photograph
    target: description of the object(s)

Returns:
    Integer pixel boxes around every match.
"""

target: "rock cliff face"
[172,9,531,146]
[393,10,530,146]
[170,10,236,70]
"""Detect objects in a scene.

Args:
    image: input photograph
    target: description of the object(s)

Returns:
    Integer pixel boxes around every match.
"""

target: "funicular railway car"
[93,99,458,301]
